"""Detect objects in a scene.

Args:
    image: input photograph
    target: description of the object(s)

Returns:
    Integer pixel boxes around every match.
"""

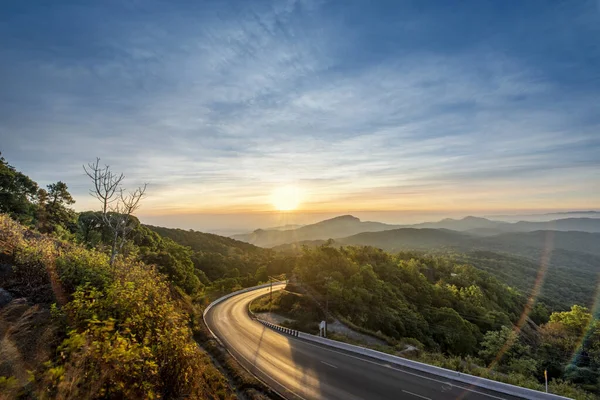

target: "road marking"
[402,390,431,400]
[212,285,508,400]
[216,326,309,400]
[321,361,338,368]
[441,383,453,392]
[296,340,507,400]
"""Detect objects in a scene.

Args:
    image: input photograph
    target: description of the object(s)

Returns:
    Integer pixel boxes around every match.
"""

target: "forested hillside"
[478,230,600,257]
[148,224,265,255]
[294,246,523,351]
[291,244,600,397]
[451,251,599,310]
[144,224,292,288]
[278,227,600,310]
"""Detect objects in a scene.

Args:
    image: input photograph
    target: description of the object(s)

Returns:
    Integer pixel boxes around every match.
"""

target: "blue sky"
[1,0,599,230]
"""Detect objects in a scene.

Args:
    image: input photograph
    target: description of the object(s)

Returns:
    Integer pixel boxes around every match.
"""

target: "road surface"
[204,284,523,400]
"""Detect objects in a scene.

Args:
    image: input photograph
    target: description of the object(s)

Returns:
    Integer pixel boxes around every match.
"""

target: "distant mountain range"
[336,228,600,257]
[273,228,600,256]
[544,211,599,215]
[264,224,305,231]
[231,214,600,247]
[484,210,600,222]
[231,215,401,247]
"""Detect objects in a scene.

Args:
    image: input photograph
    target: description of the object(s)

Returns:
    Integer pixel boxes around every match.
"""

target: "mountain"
[265,224,305,231]
[332,228,600,258]
[486,210,600,222]
[410,216,600,234]
[233,215,600,248]
[231,215,401,247]
[545,210,599,215]
[511,217,600,233]
[338,228,472,250]
[478,230,600,257]
[411,216,510,232]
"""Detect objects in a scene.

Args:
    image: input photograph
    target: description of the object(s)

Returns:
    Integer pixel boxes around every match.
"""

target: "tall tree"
[37,181,76,233]
[35,188,49,230]
[479,326,535,371]
[0,153,39,224]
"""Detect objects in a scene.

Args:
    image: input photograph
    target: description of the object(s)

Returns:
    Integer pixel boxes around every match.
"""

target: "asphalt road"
[204,284,524,400]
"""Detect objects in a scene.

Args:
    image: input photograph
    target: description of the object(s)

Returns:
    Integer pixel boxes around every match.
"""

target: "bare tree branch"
[83,158,124,216]
[83,158,147,265]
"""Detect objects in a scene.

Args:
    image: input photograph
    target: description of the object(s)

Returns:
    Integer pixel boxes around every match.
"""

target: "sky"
[1,0,599,231]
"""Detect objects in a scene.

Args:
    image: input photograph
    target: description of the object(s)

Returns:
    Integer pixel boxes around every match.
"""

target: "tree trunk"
[110,230,118,266]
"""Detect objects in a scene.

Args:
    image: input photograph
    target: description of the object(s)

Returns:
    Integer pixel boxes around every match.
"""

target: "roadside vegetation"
[257,245,599,398]
[0,213,234,399]
[0,154,282,399]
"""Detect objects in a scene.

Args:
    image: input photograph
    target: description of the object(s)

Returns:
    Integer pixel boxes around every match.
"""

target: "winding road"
[204,283,529,400]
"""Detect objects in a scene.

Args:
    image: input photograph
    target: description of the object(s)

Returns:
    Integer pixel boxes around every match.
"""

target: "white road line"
[209,312,309,400]
[217,286,509,400]
[321,361,338,368]
[296,339,507,400]
[402,390,431,400]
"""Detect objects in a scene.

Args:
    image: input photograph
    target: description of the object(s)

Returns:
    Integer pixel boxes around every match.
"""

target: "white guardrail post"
[204,283,571,400]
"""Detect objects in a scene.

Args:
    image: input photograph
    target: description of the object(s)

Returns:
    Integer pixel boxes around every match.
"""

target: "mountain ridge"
[232,214,402,246]
[232,215,600,247]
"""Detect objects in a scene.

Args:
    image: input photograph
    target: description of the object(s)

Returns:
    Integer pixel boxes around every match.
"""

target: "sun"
[270,185,302,211]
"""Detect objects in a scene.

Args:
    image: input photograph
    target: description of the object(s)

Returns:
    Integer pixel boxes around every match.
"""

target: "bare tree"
[84,158,147,265]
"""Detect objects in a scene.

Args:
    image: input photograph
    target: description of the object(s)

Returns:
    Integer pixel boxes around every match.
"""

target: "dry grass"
[0,299,60,399]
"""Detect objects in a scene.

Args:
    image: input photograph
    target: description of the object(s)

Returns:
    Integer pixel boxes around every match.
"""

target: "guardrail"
[294,332,570,400]
[256,319,300,337]
[205,283,571,400]
[243,286,301,338]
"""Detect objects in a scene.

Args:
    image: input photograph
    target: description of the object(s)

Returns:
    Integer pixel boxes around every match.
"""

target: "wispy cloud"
[1,0,599,227]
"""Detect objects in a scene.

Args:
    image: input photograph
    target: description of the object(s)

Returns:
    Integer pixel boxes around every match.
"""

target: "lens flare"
[566,274,600,367]
[487,231,554,370]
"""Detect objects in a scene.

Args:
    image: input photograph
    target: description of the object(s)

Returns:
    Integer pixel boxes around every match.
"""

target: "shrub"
[55,247,111,293]
[1,213,57,302]
[44,260,216,399]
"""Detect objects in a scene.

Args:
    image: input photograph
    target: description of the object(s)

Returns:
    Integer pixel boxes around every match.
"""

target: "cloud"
[0,0,599,227]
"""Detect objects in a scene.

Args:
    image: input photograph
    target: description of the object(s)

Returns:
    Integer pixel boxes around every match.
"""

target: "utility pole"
[325,289,328,337]
[268,274,283,304]
[268,276,274,318]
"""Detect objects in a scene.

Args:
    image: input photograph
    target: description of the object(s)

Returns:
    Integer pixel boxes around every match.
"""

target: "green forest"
[1,153,599,399]
[290,245,599,397]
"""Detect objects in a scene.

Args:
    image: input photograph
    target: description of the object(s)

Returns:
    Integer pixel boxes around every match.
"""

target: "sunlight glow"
[271,186,302,211]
